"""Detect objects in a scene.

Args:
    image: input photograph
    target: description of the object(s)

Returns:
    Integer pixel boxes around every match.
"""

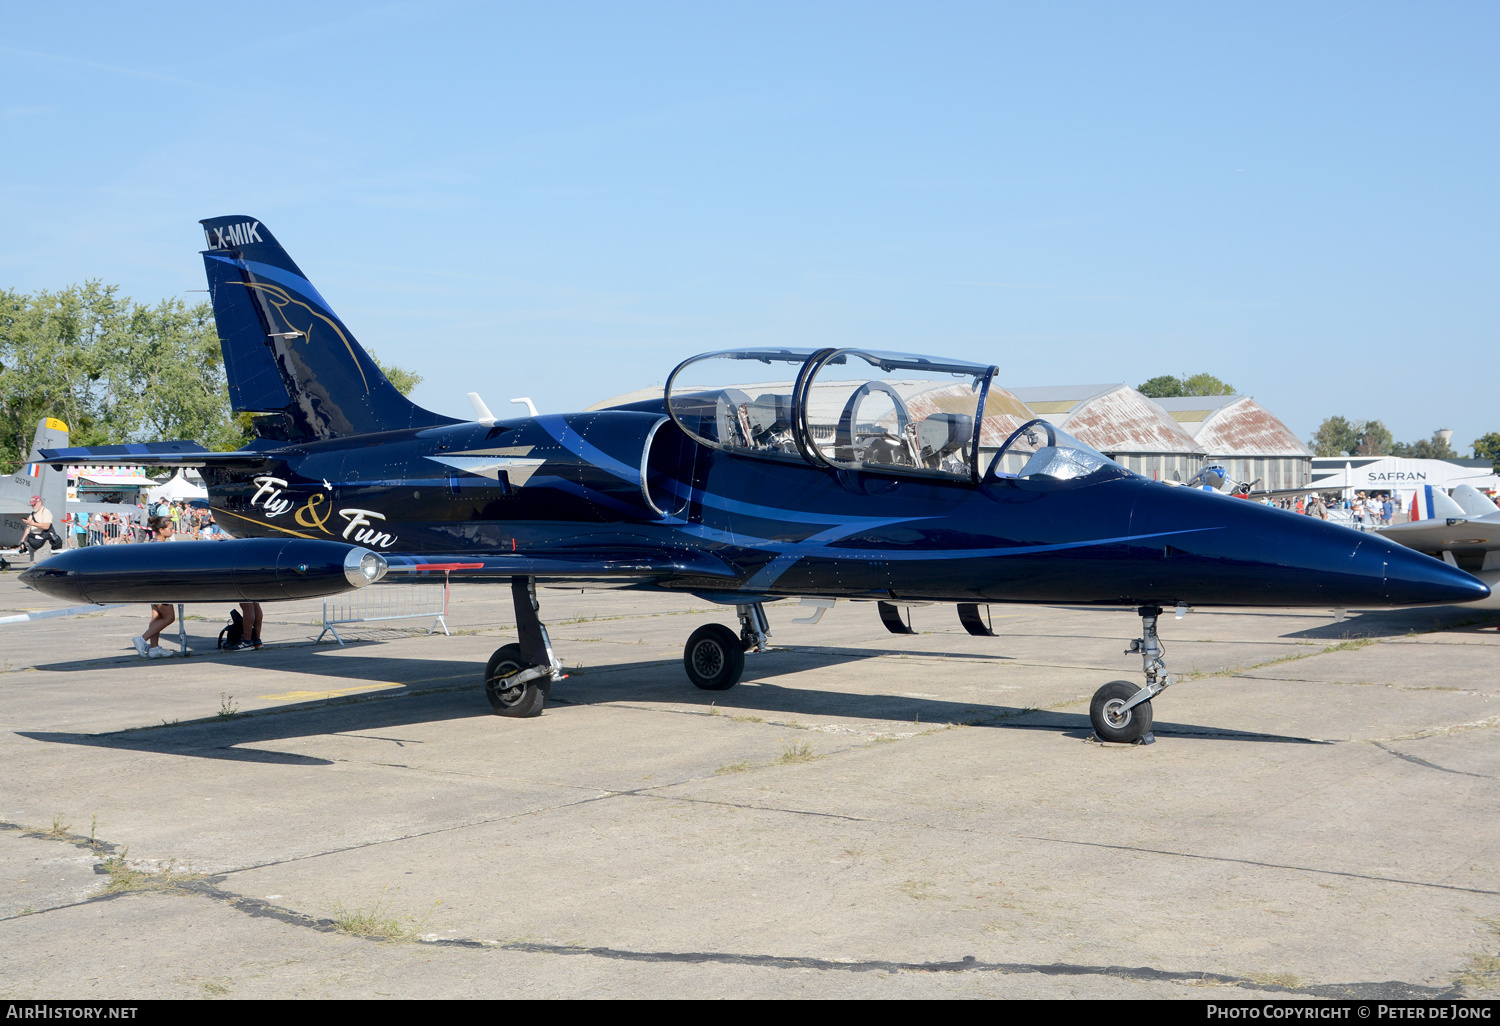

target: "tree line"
[1308,416,1500,466]
[0,283,419,470]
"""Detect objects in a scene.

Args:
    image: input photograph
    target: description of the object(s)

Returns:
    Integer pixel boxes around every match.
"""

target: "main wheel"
[1089,680,1153,743]
[484,643,551,718]
[684,623,745,690]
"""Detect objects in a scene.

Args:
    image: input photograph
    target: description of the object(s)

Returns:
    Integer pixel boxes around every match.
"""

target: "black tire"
[485,643,551,718]
[1090,680,1153,743]
[684,623,745,690]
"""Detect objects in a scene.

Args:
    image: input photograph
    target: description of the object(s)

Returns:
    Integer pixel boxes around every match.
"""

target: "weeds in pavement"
[217,692,239,719]
[778,741,820,764]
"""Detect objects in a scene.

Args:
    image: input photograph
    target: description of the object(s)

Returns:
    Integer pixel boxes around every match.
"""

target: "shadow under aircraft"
[20,642,1331,768]
[22,215,1490,744]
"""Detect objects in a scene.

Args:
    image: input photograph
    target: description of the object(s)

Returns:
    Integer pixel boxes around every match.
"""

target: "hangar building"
[1008,384,1206,483]
[1151,396,1313,491]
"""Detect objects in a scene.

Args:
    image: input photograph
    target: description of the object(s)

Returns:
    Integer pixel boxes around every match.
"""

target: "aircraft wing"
[1378,515,1500,554]
[38,442,268,469]
[383,550,740,584]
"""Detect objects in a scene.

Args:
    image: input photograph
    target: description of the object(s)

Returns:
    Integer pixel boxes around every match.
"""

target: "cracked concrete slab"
[1,574,1497,999]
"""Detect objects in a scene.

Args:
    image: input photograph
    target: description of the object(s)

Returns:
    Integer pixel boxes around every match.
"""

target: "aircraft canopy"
[665,348,1036,483]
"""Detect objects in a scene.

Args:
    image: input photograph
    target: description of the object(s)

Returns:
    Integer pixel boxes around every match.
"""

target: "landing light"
[343,548,388,588]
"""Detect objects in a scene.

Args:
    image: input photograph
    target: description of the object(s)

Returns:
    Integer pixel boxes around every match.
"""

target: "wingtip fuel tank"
[20,539,387,605]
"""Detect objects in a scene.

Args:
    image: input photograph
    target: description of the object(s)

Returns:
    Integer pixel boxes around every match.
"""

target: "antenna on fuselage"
[467,392,497,426]
[510,397,539,418]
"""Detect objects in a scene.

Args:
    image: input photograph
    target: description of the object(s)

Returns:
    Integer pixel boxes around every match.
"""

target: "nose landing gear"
[1089,604,1172,744]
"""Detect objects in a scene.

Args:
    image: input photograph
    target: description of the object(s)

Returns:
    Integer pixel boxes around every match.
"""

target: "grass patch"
[217,692,239,719]
[730,715,764,723]
[46,814,70,839]
[1248,972,1302,989]
[778,741,820,764]
[330,893,440,942]
[1459,954,1500,992]
[714,761,751,775]
[1321,638,1375,654]
[98,848,201,893]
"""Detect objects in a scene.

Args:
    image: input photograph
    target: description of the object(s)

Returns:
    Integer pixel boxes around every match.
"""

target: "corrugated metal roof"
[1146,399,1242,420]
[1048,386,1206,455]
[1006,384,1122,413]
[1177,397,1313,457]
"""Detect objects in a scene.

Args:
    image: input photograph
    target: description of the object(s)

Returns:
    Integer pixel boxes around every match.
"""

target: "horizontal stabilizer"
[39,442,268,470]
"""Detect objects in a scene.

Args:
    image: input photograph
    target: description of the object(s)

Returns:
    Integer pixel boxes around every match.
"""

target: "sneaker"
[251,639,262,650]
[234,639,255,650]
[147,647,170,658]
[132,637,149,657]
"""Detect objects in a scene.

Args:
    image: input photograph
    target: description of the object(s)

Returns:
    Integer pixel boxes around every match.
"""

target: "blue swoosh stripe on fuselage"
[537,415,642,487]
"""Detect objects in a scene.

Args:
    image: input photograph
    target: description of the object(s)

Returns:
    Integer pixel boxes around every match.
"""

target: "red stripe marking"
[411,562,485,571]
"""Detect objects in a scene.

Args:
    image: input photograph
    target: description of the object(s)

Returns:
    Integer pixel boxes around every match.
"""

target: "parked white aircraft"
[1379,483,1500,609]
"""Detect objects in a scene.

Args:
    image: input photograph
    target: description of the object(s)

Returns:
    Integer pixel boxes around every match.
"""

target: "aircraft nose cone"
[1367,538,1492,606]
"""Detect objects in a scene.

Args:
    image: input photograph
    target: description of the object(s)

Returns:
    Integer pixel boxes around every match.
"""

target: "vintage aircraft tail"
[2,418,69,523]
[200,216,457,441]
[1409,485,1466,522]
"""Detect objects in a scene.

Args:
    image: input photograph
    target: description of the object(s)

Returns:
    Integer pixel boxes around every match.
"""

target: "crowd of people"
[1261,490,1396,529]
[69,499,226,547]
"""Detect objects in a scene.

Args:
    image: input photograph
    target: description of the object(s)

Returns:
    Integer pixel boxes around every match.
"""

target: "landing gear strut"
[1089,605,1171,744]
[485,576,563,717]
[684,602,769,690]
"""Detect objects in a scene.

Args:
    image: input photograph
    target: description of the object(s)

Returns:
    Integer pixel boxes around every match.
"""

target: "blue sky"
[2,2,1495,450]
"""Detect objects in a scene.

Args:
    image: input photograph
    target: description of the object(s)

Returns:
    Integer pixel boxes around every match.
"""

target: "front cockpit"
[662,347,1126,486]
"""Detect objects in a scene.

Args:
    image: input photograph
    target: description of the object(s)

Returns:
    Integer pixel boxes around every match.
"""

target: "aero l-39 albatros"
[23,217,1488,743]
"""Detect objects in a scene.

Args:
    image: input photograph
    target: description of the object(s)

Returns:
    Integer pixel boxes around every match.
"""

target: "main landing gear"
[684,603,769,691]
[1089,604,1173,744]
[484,576,564,718]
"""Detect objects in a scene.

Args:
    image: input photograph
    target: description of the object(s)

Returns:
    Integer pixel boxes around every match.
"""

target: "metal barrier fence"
[316,582,451,645]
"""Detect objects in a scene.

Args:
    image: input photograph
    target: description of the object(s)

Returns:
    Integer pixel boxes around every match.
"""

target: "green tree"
[370,351,423,397]
[1355,419,1392,456]
[1137,375,1185,398]
[1180,373,1235,396]
[1473,432,1500,471]
[1136,373,1235,398]
[1311,416,1359,457]
[0,283,422,467]
[1390,431,1458,460]
[1309,417,1393,457]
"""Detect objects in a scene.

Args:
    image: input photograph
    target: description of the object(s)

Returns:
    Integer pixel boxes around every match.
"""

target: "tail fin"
[1410,485,1466,522]
[200,216,456,440]
[2,417,69,520]
[1452,483,1500,518]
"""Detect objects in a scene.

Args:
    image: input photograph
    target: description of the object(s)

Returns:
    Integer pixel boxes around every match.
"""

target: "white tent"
[145,470,208,504]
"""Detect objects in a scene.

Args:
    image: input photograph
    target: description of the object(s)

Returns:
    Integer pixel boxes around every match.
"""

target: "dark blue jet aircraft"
[23,216,1489,743]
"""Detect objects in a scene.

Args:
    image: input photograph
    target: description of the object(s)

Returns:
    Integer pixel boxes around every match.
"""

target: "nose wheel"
[1089,605,1171,744]
[1090,680,1153,743]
